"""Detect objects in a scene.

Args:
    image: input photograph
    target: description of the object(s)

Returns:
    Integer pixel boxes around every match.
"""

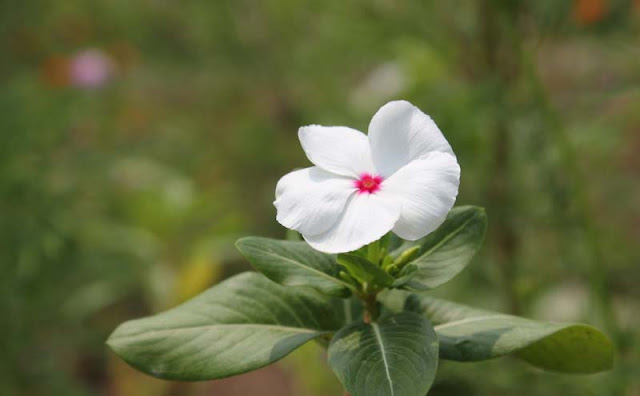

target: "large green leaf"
[381,291,614,374]
[328,312,439,396]
[107,272,345,380]
[392,206,487,291]
[236,237,351,297]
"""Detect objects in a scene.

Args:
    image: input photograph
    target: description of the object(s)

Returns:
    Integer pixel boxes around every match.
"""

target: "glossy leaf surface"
[108,272,344,380]
[328,312,439,396]
[237,237,350,296]
[381,291,614,373]
[392,206,487,291]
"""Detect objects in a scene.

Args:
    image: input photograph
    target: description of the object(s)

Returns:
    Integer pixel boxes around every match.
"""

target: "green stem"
[363,293,379,324]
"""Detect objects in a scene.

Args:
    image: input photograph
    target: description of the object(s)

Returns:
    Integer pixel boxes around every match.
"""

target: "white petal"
[274,167,356,236]
[299,125,374,178]
[302,193,401,254]
[368,100,454,177]
[380,152,460,240]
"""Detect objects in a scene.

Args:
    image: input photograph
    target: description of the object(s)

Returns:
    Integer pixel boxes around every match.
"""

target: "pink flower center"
[355,173,383,195]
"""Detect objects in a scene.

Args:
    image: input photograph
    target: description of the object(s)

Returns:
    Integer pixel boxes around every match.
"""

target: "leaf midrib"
[371,322,395,396]
[418,213,478,262]
[112,323,325,342]
[433,315,507,330]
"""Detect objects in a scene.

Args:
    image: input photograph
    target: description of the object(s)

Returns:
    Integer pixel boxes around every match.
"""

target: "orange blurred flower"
[41,56,70,87]
[572,0,608,25]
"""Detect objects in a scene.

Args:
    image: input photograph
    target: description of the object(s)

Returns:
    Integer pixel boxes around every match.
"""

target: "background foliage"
[1,0,638,395]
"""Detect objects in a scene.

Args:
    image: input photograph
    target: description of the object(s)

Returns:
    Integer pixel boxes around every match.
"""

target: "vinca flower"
[69,49,113,88]
[275,100,460,253]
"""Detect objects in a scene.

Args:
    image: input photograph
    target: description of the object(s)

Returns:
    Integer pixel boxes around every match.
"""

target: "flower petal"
[380,152,460,240]
[274,167,355,236]
[302,193,401,254]
[299,125,374,178]
[368,100,454,177]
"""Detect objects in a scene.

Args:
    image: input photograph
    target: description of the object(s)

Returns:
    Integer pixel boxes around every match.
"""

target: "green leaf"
[381,291,614,374]
[236,237,351,297]
[107,272,345,380]
[392,206,487,291]
[390,264,418,288]
[328,312,439,396]
[337,253,394,290]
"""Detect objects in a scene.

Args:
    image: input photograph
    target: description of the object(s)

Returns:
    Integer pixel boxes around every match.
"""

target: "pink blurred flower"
[69,49,113,88]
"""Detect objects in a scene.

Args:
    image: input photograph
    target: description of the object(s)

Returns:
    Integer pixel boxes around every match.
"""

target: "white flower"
[274,100,460,254]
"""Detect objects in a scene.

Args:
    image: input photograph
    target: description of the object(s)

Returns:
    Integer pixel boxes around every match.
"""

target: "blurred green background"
[1,0,639,395]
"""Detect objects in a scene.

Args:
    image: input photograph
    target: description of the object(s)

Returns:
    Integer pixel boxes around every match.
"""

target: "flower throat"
[355,173,383,194]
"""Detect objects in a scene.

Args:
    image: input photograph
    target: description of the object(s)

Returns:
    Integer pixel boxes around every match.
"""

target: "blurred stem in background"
[476,0,625,393]
[479,0,619,329]
[522,46,627,396]
[524,49,619,341]
[480,0,524,315]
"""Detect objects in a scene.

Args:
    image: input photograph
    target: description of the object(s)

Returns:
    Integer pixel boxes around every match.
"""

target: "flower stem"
[363,293,379,324]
